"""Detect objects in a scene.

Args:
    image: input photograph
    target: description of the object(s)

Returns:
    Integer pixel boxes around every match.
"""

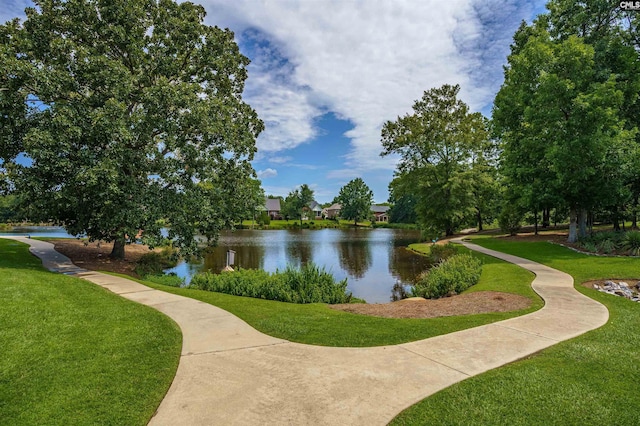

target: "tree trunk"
[477,210,483,232]
[534,210,538,236]
[568,208,578,243]
[578,209,588,239]
[632,195,638,230]
[542,207,550,228]
[110,237,126,260]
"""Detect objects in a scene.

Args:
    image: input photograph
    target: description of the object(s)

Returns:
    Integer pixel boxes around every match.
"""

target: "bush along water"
[412,254,482,299]
[189,262,353,304]
[426,242,458,266]
[135,247,183,287]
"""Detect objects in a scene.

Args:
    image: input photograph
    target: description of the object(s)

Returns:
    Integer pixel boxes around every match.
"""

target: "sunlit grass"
[0,239,181,425]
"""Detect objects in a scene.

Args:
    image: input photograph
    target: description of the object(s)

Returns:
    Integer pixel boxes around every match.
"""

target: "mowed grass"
[132,244,540,347]
[391,238,640,425]
[0,239,182,425]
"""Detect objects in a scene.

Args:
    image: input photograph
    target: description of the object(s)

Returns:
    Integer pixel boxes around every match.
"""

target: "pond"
[0,225,78,239]
[166,228,430,303]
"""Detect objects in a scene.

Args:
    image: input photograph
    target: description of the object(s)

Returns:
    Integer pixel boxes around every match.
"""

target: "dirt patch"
[329,291,531,319]
[51,239,157,277]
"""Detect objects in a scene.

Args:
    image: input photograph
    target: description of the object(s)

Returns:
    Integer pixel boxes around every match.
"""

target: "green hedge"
[413,254,482,299]
[189,262,352,304]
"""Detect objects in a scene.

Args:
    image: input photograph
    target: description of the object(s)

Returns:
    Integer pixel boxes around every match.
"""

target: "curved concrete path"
[4,236,608,425]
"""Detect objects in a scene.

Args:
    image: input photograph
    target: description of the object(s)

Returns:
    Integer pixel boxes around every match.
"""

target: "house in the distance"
[325,203,342,219]
[301,201,323,220]
[371,205,390,222]
[265,198,281,220]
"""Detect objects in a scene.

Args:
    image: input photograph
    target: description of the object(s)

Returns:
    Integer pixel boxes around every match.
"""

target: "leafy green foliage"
[493,11,640,243]
[381,84,496,236]
[622,231,640,255]
[134,248,178,277]
[0,0,263,258]
[426,242,458,266]
[189,262,352,304]
[256,211,271,226]
[282,184,314,225]
[387,191,417,224]
[337,178,374,226]
[413,254,482,299]
[498,205,523,236]
[0,195,20,222]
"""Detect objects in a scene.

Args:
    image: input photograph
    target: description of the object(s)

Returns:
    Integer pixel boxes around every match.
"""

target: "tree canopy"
[282,184,314,225]
[0,0,263,257]
[381,84,494,237]
[493,4,639,242]
[337,178,373,226]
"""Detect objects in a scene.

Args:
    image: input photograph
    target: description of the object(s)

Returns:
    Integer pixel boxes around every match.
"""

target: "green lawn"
[132,245,540,347]
[0,239,182,425]
[391,238,640,425]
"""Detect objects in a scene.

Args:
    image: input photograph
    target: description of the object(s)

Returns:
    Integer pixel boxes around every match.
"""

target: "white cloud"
[4,0,541,199]
[257,168,278,179]
[268,155,293,164]
[201,0,543,178]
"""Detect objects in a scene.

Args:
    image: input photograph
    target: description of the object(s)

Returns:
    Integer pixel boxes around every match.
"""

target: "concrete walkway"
[4,236,609,425]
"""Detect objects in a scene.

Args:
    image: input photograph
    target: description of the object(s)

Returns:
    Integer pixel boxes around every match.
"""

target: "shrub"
[427,243,458,266]
[257,212,271,226]
[135,247,178,277]
[577,230,624,254]
[623,231,640,256]
[189,262,352,304]
[578,241,598,253]
[598,239,616,254]
[498,206,523,236]
[413,254,482,299]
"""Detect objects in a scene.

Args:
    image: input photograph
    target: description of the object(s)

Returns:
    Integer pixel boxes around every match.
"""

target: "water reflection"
[285,231,313,268]
[337,238,372,279]
[166,228,430,303]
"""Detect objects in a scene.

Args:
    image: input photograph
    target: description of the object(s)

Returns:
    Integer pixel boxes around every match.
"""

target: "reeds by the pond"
[189,262,352,304]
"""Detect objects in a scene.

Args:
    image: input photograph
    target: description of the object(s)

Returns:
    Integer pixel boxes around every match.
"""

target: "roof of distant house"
[327,203,342,210]
[308,201,323,211]
[370,205,390,213]
[265,198,281,211]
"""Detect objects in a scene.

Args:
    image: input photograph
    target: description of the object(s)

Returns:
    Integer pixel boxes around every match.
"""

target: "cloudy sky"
[2,0,547,203]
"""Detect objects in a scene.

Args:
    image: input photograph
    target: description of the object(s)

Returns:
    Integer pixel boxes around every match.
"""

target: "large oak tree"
[0,0,263,258]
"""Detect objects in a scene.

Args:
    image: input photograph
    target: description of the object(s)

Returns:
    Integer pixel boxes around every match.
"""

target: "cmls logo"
[620,1,640,10]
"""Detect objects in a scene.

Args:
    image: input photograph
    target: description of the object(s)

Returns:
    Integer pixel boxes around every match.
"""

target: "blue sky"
[2,0,547,203]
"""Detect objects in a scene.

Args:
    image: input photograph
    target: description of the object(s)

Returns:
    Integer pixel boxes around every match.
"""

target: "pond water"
[0,226,77,239]
[166,228,430,304]
[0,226,430,303]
